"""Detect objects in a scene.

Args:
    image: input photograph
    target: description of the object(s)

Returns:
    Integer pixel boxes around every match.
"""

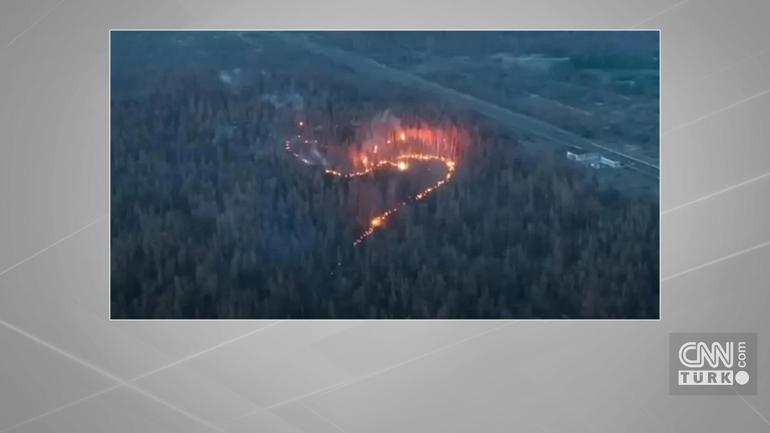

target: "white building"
[565,151,622,169]
[600,156,622,168]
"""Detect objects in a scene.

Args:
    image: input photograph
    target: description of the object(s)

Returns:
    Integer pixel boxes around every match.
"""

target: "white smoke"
[357,110,402,153]
[261,92,304,111]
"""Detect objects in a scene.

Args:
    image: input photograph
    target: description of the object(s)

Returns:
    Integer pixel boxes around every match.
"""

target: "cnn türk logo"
[670,333,757,395]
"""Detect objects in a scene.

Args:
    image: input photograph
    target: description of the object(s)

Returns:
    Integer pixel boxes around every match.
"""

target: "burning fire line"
[285,122,459,246]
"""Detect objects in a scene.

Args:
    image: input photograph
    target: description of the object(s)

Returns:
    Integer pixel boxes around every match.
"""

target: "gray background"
[1,0,768,431]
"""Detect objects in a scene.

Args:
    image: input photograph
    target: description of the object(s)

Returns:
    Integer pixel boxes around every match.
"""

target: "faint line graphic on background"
[1,0,66,54]
[226,322,510,425]
[0,216,104,280]
[0,319,279,433]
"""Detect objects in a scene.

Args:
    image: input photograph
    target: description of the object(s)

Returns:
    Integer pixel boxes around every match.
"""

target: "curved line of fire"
[285,124,458,246]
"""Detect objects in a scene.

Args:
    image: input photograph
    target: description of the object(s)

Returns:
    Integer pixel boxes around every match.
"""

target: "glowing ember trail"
[285,117,466,246]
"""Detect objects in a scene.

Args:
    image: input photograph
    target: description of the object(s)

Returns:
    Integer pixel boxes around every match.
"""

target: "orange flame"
[286,120,467,246]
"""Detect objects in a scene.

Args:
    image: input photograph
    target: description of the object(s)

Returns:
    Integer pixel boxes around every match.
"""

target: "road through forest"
[263,32,660,181]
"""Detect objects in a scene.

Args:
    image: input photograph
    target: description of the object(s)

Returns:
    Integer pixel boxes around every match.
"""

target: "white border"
[108,29,661,321]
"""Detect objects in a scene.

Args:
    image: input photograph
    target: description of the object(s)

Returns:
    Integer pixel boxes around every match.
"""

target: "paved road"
[263,32,659,181]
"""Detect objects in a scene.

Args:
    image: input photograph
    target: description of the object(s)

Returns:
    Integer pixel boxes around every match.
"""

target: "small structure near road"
[490,53,572,74]
[566,151,621,169]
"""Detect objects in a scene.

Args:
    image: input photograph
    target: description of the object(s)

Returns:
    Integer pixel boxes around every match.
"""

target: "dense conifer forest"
[110,32,659,319]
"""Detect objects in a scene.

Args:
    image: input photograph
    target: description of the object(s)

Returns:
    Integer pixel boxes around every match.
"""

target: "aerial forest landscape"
[110,31,660,319]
